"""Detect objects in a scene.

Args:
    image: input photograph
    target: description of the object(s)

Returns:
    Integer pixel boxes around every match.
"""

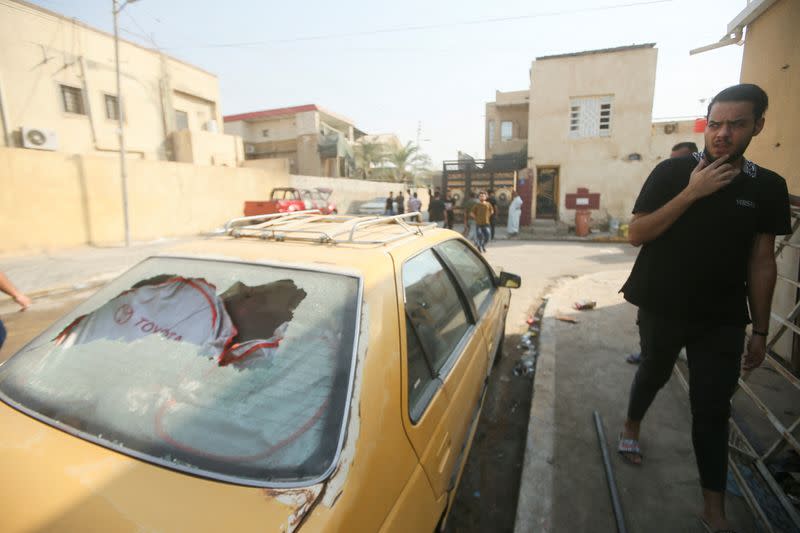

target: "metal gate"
[442,158,523,224]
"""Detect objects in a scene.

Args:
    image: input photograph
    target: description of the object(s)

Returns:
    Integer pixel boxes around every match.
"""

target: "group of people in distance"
[392,188,524,254]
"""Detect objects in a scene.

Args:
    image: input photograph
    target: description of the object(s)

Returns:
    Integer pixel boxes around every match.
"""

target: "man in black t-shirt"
[384,192,395,216]
[444,191,455,229]
[428,191,446,227]
[619,84,790,532]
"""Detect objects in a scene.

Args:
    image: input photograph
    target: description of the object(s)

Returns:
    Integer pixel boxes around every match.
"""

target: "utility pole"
[113,0,137,247]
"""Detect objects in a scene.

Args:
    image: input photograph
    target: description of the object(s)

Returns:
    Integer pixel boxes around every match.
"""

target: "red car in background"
[244,187,337,217]
[243,188,308,217]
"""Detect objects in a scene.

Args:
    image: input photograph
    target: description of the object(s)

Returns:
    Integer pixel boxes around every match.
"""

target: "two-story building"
[0,0,242,166]
[224,104,363,177]
[484,43,705,225]
[485,89,529,163]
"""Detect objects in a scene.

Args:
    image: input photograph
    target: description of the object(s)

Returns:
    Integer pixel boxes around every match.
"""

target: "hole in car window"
[403,249,469,375]
[0,258,359,487]
[437,239,496,315]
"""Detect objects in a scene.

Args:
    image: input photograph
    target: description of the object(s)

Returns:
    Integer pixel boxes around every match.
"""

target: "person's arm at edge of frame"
[628,155,739,247]
[0,271,31,311]
[743,233,777,370]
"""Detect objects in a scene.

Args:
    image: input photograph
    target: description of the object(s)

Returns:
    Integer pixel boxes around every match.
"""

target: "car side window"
[405,316,437,421]
[438,239,496,315]
[403,249,470,379]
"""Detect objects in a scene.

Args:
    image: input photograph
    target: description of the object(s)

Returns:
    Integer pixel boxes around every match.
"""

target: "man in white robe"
[507,191,523,236]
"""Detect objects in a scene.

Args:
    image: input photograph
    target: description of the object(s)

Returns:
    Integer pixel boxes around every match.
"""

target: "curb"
[514,298,558,533]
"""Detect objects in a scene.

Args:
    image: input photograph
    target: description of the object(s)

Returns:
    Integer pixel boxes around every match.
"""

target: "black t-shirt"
[621,154,791,325]
[428,199,446,222]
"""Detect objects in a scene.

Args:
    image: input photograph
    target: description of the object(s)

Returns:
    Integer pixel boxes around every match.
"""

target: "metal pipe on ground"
[593,411,627,533]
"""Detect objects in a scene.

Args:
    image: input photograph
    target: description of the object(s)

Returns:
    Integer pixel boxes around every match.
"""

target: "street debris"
[574,299,597,310]
[513,355,536,377]
[556,315,579,324]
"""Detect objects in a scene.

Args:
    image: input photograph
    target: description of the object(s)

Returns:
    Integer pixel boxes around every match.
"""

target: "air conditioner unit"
[245,144,256,155]
[21,127,58,151]
[663,123,678,135]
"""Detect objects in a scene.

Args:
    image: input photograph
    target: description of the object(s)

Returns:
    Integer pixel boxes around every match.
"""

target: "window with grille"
[600,102,612,133]
[568,96,613,138]
[488,121,495,148]
[105,95,119,120]
[60,85,85,115]
[570,105,580,132]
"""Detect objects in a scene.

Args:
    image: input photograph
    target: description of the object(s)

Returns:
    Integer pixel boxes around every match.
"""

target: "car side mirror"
[498,271,521,289]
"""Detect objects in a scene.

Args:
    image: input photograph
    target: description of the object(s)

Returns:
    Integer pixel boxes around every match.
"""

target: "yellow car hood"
[0,402,323,533]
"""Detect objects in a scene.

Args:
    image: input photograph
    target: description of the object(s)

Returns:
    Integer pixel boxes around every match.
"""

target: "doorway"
[535,167,559,219]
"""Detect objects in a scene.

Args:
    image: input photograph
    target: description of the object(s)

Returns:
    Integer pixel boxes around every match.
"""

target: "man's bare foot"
[701,489,734,532]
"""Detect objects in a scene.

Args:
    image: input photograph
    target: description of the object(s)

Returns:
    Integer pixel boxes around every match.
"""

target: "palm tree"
[388,142,430,184]
[354,142,386,180]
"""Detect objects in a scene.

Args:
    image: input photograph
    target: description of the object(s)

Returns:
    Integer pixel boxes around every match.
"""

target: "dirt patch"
[445,300,545,533]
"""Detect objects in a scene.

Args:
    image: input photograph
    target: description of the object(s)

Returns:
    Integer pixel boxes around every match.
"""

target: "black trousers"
[627,308,744,492]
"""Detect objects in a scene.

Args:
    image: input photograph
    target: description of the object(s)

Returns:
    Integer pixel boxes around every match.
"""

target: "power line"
[163,0,672,50]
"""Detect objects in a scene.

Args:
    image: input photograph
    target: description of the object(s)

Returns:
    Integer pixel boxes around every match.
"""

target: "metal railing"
[222,211,437,246]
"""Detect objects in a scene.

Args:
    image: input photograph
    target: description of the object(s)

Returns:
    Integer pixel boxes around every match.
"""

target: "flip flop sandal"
[617,433,643,465]
[626,353,642,364]
[700,517,738,533]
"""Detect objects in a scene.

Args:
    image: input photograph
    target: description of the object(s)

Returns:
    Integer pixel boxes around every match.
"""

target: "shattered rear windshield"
[0,257,360,487]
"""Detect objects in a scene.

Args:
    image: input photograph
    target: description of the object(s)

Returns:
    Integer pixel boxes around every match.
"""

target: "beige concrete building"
[529,44,659,223]
[483,44,705,225]
[224,104,363,177]
[736,0,798,194]
[485,90,529,161]
[0,0,242,166]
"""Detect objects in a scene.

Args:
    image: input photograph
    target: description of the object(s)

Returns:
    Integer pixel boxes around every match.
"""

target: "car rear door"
[399,248,486,501]
[436,239,507,372]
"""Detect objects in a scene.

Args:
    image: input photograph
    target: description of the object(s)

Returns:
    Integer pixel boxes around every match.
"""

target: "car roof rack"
[222,210,438,246]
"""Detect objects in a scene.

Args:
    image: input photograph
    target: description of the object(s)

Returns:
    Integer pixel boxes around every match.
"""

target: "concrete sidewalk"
[0,238,194,301]
[515,270,757,533]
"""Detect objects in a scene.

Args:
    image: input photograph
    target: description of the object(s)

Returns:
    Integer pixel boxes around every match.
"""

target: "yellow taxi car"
[0,212,520,533]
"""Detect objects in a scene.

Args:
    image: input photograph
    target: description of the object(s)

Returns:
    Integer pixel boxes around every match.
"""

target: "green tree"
[354,142,386,180]
[388,142,431,184]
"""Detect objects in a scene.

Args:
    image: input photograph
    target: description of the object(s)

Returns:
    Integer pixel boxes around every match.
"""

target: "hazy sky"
[30,0,746,166]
